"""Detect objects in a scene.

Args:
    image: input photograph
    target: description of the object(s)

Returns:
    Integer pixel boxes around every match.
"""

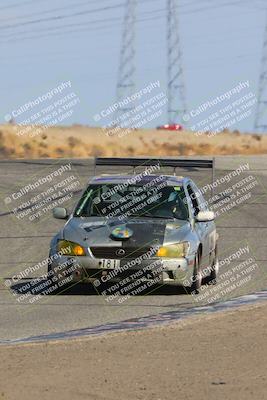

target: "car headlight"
[57,240,86,256]
[156,242,190,258]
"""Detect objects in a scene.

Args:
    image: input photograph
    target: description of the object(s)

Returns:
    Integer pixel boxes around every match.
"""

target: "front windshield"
[74,183,189,220]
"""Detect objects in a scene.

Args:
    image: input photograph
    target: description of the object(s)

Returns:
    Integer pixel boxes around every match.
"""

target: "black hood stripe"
[120,220,166,252]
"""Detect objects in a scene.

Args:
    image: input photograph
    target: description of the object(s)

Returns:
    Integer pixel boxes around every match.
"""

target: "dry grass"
[0,124,266,159]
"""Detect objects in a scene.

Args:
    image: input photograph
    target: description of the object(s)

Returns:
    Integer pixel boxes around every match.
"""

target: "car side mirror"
[53,207,68,220]
[196,210,215,222]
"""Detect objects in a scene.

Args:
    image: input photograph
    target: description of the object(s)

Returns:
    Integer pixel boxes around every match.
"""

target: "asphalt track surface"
[0,156,267,341]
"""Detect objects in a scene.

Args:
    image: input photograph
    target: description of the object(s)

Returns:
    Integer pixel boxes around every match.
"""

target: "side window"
[169,187,189,220]
[191,182,208,211]
[187,184,200,217]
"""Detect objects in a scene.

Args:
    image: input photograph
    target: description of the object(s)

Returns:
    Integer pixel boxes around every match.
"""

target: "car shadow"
[9,278,190,296]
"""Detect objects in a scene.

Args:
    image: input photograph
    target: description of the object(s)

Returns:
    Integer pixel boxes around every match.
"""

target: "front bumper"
[49,254,195,287]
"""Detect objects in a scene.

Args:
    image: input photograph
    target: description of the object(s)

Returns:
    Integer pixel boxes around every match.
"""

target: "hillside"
[0,124,266,159]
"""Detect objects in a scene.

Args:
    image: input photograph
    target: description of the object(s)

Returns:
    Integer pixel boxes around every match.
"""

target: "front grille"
[90,246,157,259]
[84,268,159,281]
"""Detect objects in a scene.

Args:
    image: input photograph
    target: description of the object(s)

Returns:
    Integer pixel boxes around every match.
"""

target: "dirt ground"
[0,123,266,159]
[0,303,266,400]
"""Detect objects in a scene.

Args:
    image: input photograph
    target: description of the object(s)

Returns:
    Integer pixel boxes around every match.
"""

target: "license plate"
[100,259,120,269]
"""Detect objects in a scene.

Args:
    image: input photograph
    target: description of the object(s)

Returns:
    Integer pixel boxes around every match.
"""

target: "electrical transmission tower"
[115,0,137,123]
[167,0,187,124]
[254,12,267,131]
[115,0,187,125]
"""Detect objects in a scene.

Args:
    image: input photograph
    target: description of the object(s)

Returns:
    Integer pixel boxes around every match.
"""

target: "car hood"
[63,217,191,248]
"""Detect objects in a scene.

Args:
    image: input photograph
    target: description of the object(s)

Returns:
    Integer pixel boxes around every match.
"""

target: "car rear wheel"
[191,252,202,294]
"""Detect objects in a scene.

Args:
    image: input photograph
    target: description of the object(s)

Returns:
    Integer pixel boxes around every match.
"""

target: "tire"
[191,251,202,294]
[47,251,53,277]
[208,246,219,285]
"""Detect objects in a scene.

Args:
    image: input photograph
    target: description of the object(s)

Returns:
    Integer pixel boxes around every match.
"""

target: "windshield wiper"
[131,212,173,219]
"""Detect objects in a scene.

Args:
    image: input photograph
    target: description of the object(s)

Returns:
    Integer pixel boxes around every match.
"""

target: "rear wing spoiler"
[94,157,215,195]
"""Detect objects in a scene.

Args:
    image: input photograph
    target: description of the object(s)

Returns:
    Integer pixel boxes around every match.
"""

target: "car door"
[190,181,217,269]
[186,182,211,268]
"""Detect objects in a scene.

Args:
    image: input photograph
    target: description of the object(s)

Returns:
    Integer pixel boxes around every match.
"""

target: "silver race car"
[48,158,219,294]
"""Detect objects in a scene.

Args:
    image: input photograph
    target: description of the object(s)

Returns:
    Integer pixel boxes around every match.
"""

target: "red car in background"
[156,124,183,131]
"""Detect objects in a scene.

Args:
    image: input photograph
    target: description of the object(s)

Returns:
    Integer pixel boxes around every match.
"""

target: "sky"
[0,0,266,132]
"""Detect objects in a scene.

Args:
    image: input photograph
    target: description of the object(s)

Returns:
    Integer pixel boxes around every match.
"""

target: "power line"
[0,14,262,50]
[0,11,167,44]
[0,0,46,11]
[0,0,114,23]
[0,6,167,39]
[0,15,122,39]
[0,0,255,32]
[0,0,259,44]
[0,3,125,31]
[179,0,251,15]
